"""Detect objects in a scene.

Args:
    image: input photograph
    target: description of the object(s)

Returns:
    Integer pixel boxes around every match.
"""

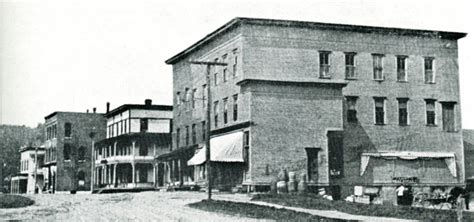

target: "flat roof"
[165,17,467,64]
[236,78,348,87]
[44,111,104,120]
[105,104,173,118]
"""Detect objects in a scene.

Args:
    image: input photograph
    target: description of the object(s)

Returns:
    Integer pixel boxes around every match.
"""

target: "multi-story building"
[10,146,45,194]
[43,110,106,193]
[93,100,172,192]
[165,17,466,203]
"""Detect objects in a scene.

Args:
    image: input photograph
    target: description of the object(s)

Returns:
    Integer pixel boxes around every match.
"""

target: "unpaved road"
[0,191,263,221]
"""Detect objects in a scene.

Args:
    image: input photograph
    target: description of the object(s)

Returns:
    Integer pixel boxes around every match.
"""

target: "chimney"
[106,102,110,113]
[86,109,89,113]
[145,99,152,106]
[93,107,97,113]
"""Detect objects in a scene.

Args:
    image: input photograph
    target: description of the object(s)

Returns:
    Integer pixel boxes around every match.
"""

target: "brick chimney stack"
[106,102,110,113]
[145,99,152,106]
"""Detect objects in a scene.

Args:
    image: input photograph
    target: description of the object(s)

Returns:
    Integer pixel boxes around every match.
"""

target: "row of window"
[319,51,435,83]
[20,160,29,172]
[46,124,57,140]
[45,147,57,163]
[107,118,150,138]
[346,97,455,131]
[95,144,149,159]
[213,48,239,86]
[175,95,239,148]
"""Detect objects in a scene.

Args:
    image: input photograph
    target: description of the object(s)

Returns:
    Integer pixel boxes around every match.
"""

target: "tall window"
[398,98,409,125]
[222,54,228,83]
[425,99,436,125]
[124,119,127,133]
[64,122,72,138]
[223,98,228,124]
[176,128,180,148]
[63,143,71,161]
[185,126,189,146]
[201,121,206,141]
[442,102,455,132]
[233,94,238,121]
[397,56,407,82]
[184,88,189,108]
[373,54,384,80]
[374,97,385,125]
[319,51,331,78]
[140,119,148,132]
[191,88,197,109]
[213,101,219,128]
[202,84,207,108]
[233,49,238,77]
[345,52,356,79]
[346,96,358,123]
[214,58,219,86]
[424,57,435,83]
[191,124,196,144]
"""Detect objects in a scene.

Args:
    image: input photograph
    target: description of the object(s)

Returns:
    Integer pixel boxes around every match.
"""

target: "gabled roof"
[105,104,173,118]
[165,17,467,65]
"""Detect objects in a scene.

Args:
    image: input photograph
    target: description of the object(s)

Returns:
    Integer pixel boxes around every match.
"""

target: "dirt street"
[0,191,261,221]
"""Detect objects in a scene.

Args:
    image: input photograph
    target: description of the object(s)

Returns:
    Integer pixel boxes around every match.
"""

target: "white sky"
[0,0,473,128]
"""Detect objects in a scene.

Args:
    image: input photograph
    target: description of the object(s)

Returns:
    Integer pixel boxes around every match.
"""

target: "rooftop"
[165,17,467,64]
[105,103,173,118]
[44,111,104,120]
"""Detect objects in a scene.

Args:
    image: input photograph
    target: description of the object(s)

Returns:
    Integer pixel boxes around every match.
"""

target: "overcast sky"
[1,0,473,128]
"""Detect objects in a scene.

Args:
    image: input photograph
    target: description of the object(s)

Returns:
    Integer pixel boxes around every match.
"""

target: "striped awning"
[187,131,244,165]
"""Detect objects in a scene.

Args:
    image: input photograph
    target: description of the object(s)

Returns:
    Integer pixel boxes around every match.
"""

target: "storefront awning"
[360,151,456,177]
[187,131,244,165]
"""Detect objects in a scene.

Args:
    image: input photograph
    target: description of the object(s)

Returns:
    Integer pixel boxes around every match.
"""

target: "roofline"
[165,17,467,65]
[105,104,173,118]
[236,78,348,87]
[19,146,46,152]
[44,111,105,120]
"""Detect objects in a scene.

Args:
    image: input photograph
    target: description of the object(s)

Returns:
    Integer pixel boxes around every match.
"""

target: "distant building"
[43,110,106,193]
[93,100,172,192]
[10,146,45,194]
[165,17,466,203]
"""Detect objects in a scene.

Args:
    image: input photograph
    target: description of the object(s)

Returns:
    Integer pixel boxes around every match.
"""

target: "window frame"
[319,51,331,79]
[397,55,408,82]
[397,98,409,126]
[373,97,386,125]
[233,94,238,121]
[424,57,435,84]
[372,54,385,81]
[346,96,358,123]
[344,52,357,79]
[425,99,437,126]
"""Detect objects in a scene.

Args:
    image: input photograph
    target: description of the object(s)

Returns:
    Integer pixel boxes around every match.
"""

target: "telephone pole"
[189,60,227,200]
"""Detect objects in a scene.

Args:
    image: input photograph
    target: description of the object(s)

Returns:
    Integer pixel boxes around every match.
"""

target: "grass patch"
[0,194,35,208]
[189,199,356,221]
[252,193,474,222]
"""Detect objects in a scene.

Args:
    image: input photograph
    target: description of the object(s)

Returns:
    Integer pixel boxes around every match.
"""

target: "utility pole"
[34,146,38,194]
[89,131,96,193]
[189,60,227,200]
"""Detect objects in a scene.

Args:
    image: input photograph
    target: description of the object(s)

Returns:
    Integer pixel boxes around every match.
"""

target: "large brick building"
[165,17,466,202]
[93,100,172,192]
[43,111,106,192]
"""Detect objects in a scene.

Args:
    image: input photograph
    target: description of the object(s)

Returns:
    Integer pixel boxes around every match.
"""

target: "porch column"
[113,164,117,187]
[132,163,136,187]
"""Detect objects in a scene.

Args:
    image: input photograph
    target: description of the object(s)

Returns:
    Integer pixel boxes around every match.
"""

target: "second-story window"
[442,102,455,132]
[397,56,407,82]
[425,99,436,126]
[345,52,356,79]
[233,49,238,77]
[346,96,358,123]
[424,57,435,84]
[63,143,71,161]
[397,98,409,125]
[140,119,148,133]
[319,51,331,78]
[64,122,72,138]
[233,94,238,121]
[223,98,228,124]
[374,97,385,125]
[373,54,384,80]
[214,101,219,128]
[192,124,196,144]
[192,88,197,109]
